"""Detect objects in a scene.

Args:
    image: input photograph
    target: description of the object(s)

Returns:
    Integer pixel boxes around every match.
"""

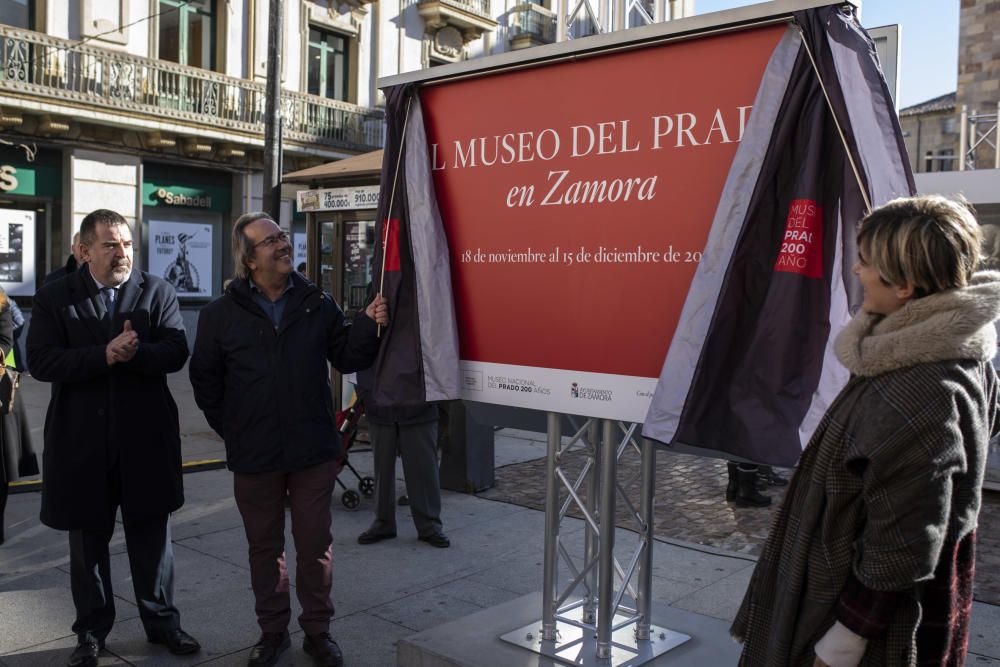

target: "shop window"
[308,27,350,102]
[0,0,34,29]
[158,0,216,70]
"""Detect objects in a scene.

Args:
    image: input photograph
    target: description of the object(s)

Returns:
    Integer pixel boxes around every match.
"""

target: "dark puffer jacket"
[189,274,379,473]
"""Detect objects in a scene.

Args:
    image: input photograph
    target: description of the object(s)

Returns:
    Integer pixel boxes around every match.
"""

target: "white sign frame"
[0,208,37,297]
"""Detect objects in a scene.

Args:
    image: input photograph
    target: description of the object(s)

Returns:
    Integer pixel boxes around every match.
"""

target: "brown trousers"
[234,460,337,634]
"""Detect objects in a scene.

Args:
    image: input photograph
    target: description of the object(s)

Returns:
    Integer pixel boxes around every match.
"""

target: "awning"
[282,149,383,184]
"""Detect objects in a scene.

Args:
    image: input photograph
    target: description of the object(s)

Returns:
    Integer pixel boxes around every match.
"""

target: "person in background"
[355,375,449,548]
[7,297,27,374]
[190,212,388,667]
[44,231,84,285]
[725,461,772,507]
[732,195,1000,666]
[28,209,198,667]
[0,287,38,546]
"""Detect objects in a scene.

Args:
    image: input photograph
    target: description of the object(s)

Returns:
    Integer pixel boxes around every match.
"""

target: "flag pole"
[795,26,873,215]
[378,94,414,338]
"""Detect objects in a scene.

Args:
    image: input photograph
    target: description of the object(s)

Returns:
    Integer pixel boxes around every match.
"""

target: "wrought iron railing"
[509,3,556,43]
[0,26,384,152]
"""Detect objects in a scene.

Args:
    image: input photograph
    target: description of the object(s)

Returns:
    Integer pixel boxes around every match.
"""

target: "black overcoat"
[27,267,189,530]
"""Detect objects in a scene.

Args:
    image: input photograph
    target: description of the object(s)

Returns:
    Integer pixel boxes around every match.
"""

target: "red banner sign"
[420,25,787,419]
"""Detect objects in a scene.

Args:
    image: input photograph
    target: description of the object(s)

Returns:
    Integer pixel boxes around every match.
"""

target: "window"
[308,28,349,101]
[0,0,34,29]
[158,0,216,70]
[627,0,654,28]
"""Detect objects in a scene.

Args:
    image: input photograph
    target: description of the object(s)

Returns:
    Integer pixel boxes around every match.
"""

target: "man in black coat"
[27,209,200,667]
[43,231,84,285]
[190,212,387,667]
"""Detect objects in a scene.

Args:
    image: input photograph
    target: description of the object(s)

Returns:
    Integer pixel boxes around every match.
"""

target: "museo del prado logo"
[570,382,613,402]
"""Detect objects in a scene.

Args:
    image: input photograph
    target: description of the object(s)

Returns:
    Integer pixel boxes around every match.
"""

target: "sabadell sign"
[155,188,212,208]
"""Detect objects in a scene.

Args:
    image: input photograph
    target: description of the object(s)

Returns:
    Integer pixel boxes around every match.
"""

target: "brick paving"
[480,445,1000,605]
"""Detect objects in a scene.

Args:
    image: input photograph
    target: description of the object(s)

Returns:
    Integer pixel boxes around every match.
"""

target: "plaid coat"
[732,272,1000,666]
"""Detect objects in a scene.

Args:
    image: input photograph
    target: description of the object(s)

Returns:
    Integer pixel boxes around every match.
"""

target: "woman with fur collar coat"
[732,196,1000,667]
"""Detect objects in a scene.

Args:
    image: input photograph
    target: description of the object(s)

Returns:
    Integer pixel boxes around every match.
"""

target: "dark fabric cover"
[189,272,379,474]
[356,367,438,425]
[27,268,188,531]
[369,83,427,407]
[663,6,914,467]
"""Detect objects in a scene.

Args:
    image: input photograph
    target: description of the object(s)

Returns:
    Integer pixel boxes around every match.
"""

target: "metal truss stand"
[500,413,690,665]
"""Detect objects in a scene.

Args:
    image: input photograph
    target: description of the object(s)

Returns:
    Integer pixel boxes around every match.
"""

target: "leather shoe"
[67,640,101,667]
[357,525,396,544]
[303,632,344,667]
[248,631,290,667]
[147,627,201,655]
[419,531,450,548]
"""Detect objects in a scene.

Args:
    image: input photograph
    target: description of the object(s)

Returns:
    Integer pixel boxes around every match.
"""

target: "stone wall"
[899,109,959,173]
[958,0,1000,168]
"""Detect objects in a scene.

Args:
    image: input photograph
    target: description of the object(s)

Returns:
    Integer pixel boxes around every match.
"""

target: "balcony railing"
[437,0,492,18]
[0,26,384,152]
[509,3,556,44]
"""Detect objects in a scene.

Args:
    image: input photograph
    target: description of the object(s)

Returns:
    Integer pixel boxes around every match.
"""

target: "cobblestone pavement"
[480,445,1000,606]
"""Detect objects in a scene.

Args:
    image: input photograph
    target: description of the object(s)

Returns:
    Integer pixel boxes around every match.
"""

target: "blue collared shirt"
[249,277,294,328]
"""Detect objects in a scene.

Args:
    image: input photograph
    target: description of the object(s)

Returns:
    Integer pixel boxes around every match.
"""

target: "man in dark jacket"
[189,212,387,667]
[28,209,199,667]
[43,231,84,285]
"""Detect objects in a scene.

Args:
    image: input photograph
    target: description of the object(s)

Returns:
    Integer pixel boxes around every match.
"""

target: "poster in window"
[148,220,213,296]
[294,233,307,273]
[0,208,37,297]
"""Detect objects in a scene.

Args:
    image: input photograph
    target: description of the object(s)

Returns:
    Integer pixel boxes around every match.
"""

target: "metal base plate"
[500,606,691,666]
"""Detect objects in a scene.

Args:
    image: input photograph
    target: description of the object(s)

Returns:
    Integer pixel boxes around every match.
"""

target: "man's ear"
[79,244,92,263]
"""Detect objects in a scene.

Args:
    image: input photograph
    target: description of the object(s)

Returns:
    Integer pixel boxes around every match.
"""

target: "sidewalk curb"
[6,459,228,494]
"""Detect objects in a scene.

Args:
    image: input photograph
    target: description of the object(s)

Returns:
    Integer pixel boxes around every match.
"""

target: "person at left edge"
[189,212,388,667]
[27,209,199,667]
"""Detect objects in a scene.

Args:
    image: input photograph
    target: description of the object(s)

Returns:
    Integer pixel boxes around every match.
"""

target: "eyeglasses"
[253,231,290,249]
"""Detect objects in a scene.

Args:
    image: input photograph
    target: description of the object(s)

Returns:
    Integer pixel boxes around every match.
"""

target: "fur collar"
[835,271,1000,377]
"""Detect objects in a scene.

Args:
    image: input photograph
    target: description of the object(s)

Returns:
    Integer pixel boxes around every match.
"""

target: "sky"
[693,0,960,109]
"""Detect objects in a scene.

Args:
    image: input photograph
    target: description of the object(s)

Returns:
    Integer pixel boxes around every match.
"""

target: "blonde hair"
[857,195,982,298]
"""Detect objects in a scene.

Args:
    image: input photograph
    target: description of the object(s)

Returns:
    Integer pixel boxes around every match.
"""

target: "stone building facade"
[900,0,998,173]
[0,0,693,303]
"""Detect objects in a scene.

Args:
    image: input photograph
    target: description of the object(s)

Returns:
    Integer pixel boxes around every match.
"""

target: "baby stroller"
[333,398,375,510]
